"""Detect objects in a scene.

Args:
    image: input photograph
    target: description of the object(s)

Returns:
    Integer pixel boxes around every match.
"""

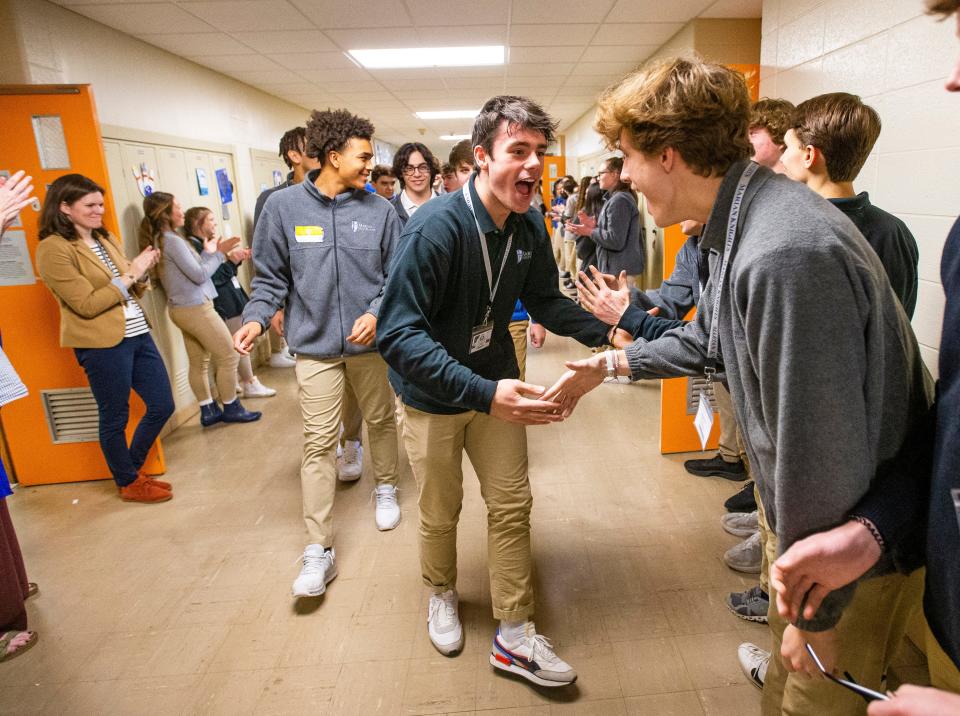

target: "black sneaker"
[724,481,757,513]
[683,454,747,481]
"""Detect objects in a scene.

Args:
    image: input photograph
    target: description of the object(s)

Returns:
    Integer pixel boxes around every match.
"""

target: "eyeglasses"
[597,169,615,176]
[402,164,431,176]
[805,644,889,703]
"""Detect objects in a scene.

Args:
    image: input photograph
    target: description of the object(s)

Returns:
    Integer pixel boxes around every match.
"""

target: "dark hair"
[391,142,439,189]
[471,95,558,160]
[602,156,636,199]
[278,127,307,169]
[749,98,796,148]
[305,109,375,168]
[448,139,474,168]
[560,177,578,194]
[137,192,175,253]
[574,176,592,214]
[371,164,394,183]
[792,92,881,183]
[184,206,212,238]
[441,163,455,177]
[582,183,604,218]
[927,0,960,17]
[38,174,109,241]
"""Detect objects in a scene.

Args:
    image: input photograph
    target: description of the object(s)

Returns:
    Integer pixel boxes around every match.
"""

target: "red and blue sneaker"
[489,628,577,687]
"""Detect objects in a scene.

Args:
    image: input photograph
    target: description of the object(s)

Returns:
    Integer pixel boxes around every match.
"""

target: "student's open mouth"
[515,179,535,198]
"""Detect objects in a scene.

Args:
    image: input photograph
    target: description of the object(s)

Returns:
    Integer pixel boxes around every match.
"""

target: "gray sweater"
[624,161,934,630]
[592,191,644,275]
[159,230,223,307]
[243,171,401,359]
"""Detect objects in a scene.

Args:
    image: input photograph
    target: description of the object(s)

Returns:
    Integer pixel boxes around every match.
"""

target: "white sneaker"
[281,346,296,361]
[291,545,337,597]
[491,627,577,687]
[269,351,296,369]
[374,484,400,531]
[737,642,770,690]
[427,589,464,656]
[337,440,363,482]
[241,377,277,398]
[721,510,759,538]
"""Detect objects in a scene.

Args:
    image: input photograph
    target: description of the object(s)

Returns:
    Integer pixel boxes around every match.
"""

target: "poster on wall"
[0,230,36,287]
[272,170,283,187]
[132,163,156,197]
[215,168,233,204]
[196,168,209,196]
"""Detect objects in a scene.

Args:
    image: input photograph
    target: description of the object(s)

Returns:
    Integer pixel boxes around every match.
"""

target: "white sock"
[199,399,213,406]
[222,398,236,406]
[499,620,534,645]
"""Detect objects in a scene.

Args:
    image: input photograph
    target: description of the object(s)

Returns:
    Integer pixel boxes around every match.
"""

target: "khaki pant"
[295,352,399,546]
[341,383,362,444]
[714,382,745,463]
[926,614,960,692]
[761,502,924,715]
[223,315,254,383]
[562,237,577,276]
[401,404,534,621]
[551,225,564,268]
[509,320,529,382]
[269,321,284,352]
[168,300,239,403]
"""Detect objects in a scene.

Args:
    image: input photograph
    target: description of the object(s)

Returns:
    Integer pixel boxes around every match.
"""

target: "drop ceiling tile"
[324,27,421,49]
[69,2,215,34]
[415,25,508,45]
[313,79,385,92]
[179,1,310,32]
[607,0,714,23]
[138,32,251,56]
[505,76,564,91]
[441,76,506,90]
[439,66,506,78]
[561,74,614,89]
[592,22,685,45]
[369,67,445,81]
[331,90,396,102]
[297,67,375,82]
[575,60,638,75]
[511,0,617,25]
[289,0,413,28]
[225,69,312,84]
[507,63,575,77]
[509,46,583,63]
[190,53,285,72]
[510,23,597,46]
[268,51,357,70]
[701,0,763,18]
[579,44,660,63]
[253,81,322,94]
[404,0,511,27]
[378,77,445,91]
[231,30,337,53]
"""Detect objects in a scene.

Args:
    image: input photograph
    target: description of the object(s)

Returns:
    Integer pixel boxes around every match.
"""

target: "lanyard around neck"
[462,182,513,311]
[704,162,759,381]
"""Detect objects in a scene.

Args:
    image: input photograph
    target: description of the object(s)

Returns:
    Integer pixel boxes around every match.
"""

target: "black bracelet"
[850,515,885,552]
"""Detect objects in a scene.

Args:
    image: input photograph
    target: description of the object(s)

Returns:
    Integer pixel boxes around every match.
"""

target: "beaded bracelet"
[850,515,886,552]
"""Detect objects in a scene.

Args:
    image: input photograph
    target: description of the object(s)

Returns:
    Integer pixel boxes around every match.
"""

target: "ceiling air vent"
[40,388,100,444]
[686,377,718,415]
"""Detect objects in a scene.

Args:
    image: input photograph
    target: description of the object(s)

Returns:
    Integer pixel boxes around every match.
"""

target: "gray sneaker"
[724,531,762,574]
[726,584,769,623]
[721,510,759,538]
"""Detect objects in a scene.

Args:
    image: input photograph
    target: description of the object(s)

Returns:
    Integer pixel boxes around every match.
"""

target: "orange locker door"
[0,84,163,485]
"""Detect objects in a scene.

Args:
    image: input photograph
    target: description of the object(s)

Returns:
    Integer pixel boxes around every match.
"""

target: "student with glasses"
[390,142,438,228]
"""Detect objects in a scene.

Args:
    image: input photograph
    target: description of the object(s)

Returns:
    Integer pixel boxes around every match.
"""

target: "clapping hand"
[228,247,252,264]
[217,235,241,255]
[577,266,631,325]
[565,210,596,237]
[129,246,161,279]
[0,171,35,234]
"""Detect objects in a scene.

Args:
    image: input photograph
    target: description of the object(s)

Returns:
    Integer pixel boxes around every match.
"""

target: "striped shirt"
[89,240,150,338]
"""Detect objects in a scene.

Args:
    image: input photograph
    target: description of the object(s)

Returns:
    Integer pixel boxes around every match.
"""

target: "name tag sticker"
[694,391,715,451]
[295,226,325,243]
[231,276,241,290]
[122,302,139,319]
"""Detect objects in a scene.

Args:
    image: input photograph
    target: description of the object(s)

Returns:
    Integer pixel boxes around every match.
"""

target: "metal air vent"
[40,388,100,444]
[686,377,718,415]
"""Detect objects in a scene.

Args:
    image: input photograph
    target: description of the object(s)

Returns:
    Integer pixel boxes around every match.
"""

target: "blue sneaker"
[490,628,577,688]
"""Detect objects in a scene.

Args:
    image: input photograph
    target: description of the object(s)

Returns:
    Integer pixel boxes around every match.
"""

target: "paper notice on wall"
[0,230,36,286]
[31,115,71,170]
[196,168,209,196]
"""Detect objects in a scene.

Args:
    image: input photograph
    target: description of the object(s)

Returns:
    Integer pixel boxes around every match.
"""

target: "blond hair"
[595,57,752,178]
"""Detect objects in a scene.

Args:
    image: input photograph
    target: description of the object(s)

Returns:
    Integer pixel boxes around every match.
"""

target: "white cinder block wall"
[760,0,958,378]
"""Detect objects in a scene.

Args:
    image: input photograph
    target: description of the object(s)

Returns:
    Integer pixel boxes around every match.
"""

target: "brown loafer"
[139,472,172,491]
[119,475,172,503]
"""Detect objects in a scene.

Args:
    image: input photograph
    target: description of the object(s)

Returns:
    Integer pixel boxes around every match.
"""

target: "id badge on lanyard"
[462,182,512,355]
[699,162,759,440]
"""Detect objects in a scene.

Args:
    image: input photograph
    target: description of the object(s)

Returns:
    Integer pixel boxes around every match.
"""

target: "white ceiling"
[49,0,761,155]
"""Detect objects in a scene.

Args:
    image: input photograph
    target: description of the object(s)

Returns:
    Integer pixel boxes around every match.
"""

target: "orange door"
[0,85,163,485]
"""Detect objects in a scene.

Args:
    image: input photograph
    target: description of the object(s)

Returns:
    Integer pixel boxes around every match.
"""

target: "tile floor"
[1,333,768,715]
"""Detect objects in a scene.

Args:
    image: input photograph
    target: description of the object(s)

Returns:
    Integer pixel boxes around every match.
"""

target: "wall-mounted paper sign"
[196,168,209,196]
[31,115,71,170]
[132,162,156,197]
[272,170,283,187]
[0,230,36,286]
[215,168,233,204]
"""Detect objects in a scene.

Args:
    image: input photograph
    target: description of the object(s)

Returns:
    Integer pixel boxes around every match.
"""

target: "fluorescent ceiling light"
[347,45,504,69]
[440,134,471,141]
[415,110,480,120]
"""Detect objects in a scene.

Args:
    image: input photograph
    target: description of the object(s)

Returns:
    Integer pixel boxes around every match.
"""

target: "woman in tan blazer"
[35,174,174,504]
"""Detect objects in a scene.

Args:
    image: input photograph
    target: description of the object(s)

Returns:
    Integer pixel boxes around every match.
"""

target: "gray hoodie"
[242,170,401,359]
[623,161,933,631]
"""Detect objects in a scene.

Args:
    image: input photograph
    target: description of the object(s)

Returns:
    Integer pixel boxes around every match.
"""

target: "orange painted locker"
[0,84,164,485]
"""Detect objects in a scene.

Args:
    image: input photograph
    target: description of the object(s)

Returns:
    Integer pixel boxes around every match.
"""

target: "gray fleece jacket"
[242,170,401,359]
[624,161,933,631]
